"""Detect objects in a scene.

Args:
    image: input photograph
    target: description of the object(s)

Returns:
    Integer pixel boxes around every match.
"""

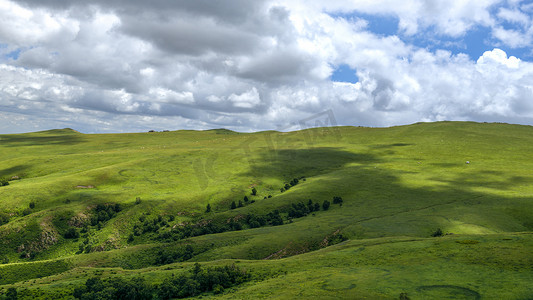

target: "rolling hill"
[0,121,532,299]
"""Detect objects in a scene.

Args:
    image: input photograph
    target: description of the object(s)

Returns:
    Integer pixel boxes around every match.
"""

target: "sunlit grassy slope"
[0,121,532,299]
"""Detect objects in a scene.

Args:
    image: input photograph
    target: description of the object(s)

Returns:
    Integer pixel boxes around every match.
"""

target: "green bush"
[64,227,79,239]
[71,263,251,299]
[333,196,343,204]
[431,228,443,237]
[322,200,330,210]
[0,212,10,225]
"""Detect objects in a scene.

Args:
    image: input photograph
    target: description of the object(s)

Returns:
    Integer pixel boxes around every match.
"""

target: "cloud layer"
[1,0,533,133]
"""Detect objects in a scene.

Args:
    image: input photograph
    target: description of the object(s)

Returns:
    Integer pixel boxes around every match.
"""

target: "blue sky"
[1,0,533,133]
[329,9,532,83]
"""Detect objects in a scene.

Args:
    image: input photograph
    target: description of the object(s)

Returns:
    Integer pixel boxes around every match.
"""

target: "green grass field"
[0,121,532,299]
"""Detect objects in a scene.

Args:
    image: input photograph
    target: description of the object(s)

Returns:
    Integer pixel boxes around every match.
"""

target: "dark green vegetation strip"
[0,259,70,285]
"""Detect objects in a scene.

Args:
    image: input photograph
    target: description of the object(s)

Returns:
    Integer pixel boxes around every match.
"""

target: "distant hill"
[0,121,531,299]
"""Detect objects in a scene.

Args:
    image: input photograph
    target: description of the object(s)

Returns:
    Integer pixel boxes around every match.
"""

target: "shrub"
[5,287,17,300]
[322,200,330,211]
[135,197,142,205]
[29,202,35,209]
[333,196,343,204]
[251,187,257,195]
[431,228,443,237]
[0,212,10,225]
[230,201,236,209]
[0,178,9,186]
[205,204,211,213]
[244,196,249,203]
[64,227,79,239]
[289,178,299,186]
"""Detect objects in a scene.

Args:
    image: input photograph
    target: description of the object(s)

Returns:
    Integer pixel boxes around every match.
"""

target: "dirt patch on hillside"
[76,185,95,189]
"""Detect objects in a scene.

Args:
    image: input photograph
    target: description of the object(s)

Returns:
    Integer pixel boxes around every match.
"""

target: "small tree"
[333,196,343,205]
[64,227,79,239]
[322,200,330,211]
[206,204,211,213]
[431,228,443,237]
[238,200,244,207]
[251,187,257,196]
[5,287,17,300]
[135,197,141,205]
[29,201,35,209]
[244,196,249,203]
[0,178,9,186]
[290,178,299,186]
[230,201,236,210]
[0,213,10,225]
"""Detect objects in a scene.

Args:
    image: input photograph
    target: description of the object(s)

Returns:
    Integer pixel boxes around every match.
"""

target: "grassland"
[0,121,532,299]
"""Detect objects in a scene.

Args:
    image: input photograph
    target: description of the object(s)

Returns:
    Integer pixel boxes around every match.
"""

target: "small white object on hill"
[466,161,470,164]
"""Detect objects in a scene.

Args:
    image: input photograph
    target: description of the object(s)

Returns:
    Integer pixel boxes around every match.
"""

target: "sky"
[1,0,533,133]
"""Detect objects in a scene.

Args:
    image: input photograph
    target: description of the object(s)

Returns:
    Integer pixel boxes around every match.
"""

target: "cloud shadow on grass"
[0,133,86,147]
[243,147,381,180]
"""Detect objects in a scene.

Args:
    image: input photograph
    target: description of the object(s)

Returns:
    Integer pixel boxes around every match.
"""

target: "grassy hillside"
[0,121,532,299]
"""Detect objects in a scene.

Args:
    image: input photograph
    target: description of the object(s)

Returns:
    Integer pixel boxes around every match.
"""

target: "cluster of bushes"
[77,237,94,254]
[280,177,304,192]
[287,197,342,218]
[154,244,195,265]
[247,211,283,227]
[90,203,122,227]
[73,203,123,254]
[288,200,319,218]
[131,214,172,238]
[133,193,344,245]
[157,263,250,298]
[73,276,153,299]
[229,194,272,210]
[72,263,251,299]
[155,209,285,243]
